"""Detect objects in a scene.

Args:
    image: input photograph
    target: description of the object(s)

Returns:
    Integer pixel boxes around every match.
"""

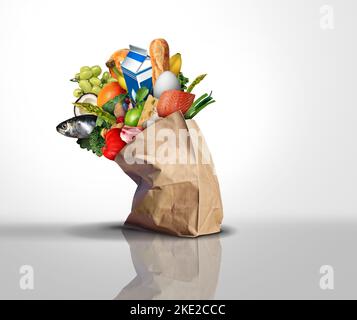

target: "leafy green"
[178,73,189,91]
[102,95,121,115]
[89,127,106,156]
[96,117,104,128]
[102,93,128,115]
[77,126,105,157]
[73,102,116,126]
[77,138,91,151]
[136,87,149,103]
[118,93,128,104]
[187,74,207,93]
[96,117,111,129]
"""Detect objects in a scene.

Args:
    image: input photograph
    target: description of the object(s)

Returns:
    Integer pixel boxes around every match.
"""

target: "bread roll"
[150,39,170,85]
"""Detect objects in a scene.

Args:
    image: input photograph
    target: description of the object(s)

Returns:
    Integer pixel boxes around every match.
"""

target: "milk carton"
[121,45,153,101]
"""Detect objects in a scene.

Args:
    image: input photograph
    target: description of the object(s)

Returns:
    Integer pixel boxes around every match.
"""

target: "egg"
[153,71,181,99]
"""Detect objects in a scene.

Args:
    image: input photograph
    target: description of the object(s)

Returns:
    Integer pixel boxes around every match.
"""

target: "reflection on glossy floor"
[0,220,356,300]
[115,229,221,300]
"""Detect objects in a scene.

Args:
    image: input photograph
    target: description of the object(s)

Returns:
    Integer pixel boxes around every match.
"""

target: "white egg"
[153,71,181,98]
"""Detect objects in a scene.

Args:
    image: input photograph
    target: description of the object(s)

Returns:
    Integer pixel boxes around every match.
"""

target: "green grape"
[79,80,92,93]
[102,71,110,81]
[80,66,91,73]
[89,77,101,86]
[80,70,93,80]
[91,86,102,95]
[73,88,83,98]
[91,66,102,77]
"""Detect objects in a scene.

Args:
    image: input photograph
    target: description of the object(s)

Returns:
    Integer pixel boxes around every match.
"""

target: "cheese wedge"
[138,95,159,127]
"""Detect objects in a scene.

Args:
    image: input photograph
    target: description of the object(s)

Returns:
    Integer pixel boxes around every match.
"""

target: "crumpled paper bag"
[115,112,224,237]
[115,229,222,300]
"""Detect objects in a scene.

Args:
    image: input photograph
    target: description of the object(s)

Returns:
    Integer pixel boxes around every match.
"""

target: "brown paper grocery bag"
[115,112,224,237]
[115,229,222,300]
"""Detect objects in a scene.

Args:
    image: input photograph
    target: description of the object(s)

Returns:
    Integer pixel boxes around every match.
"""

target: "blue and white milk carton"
[121,45,153,101]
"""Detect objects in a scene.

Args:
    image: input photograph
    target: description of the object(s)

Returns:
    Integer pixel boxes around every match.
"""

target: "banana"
[170,53,182,76]
[118,74,128,91]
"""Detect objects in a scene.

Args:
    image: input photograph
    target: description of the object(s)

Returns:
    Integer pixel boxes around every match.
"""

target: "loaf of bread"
[150,39,170,85]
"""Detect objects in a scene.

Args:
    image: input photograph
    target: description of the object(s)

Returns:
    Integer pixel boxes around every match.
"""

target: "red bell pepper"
[102,128,127,161]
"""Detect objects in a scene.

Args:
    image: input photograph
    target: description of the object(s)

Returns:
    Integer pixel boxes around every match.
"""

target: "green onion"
[185,92,216,119]
[185,93,209,117]
[191,93,209,108]
[186,100,216,119]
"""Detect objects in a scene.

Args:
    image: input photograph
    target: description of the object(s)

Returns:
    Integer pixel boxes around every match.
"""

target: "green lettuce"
[77,126,105,157]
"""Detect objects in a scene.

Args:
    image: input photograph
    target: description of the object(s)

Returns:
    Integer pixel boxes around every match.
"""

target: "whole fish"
[56,115,97,139]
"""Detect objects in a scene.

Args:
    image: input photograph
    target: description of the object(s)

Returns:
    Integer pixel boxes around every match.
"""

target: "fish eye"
[62,123,67,130]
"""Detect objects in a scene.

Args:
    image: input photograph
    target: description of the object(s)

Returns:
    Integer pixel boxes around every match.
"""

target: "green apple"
[125,108,142,127]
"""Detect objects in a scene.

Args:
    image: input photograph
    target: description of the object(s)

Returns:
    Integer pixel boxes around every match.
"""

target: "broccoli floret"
[77,126,105,157]
[89,127,105,156]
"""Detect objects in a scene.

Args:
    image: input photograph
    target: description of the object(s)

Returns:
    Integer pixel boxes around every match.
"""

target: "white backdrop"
[0,0,356,224]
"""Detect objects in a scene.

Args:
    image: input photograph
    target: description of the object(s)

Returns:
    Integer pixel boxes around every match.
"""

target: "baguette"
[150,39,170,85]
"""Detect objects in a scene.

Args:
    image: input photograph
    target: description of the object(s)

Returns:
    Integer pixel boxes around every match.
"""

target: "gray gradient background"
[0,0,356,299]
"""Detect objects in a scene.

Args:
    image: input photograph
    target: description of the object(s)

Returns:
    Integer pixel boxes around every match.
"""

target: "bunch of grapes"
[72,66,117,98]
